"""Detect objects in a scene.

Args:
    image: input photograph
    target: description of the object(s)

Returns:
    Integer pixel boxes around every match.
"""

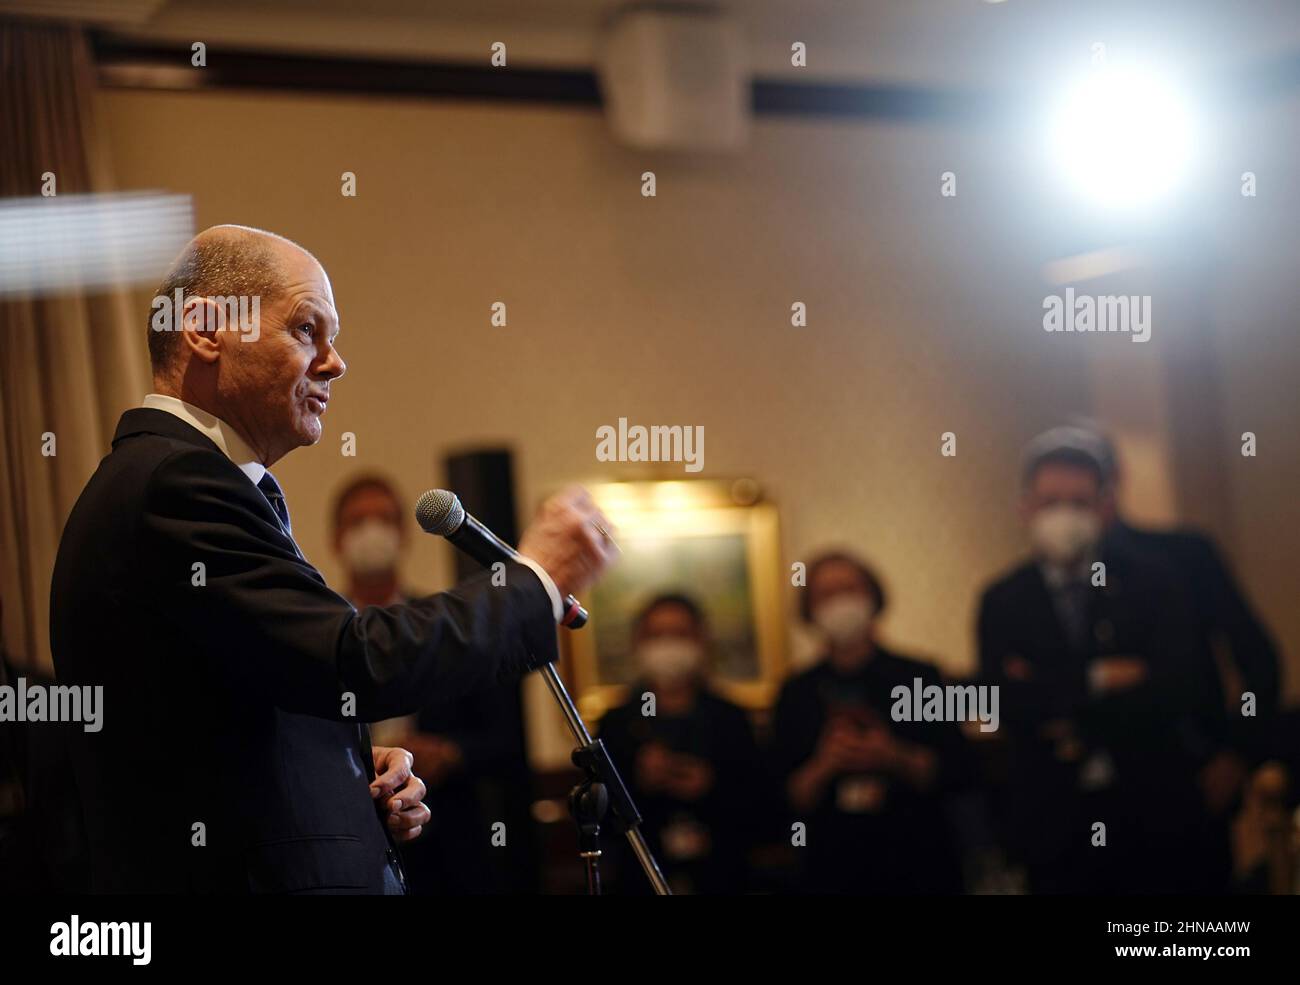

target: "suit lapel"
[115,410,313,567]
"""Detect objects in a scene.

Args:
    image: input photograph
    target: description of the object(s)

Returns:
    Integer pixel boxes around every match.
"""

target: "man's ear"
[181,297,223,364]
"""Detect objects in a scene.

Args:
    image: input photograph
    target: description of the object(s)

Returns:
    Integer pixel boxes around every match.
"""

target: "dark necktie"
[257,471,293,538]
[257,474,379,768]
[259,470,400,890]
[1056,579,1091,654]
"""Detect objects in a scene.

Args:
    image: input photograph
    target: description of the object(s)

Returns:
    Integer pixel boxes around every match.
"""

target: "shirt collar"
[141,393,267,486]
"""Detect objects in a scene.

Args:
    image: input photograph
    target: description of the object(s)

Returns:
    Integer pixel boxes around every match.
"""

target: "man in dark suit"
[49,224,614,893]
[1068,423,1280,890]
[977,434,1221,893]
[1080,427,1282,786]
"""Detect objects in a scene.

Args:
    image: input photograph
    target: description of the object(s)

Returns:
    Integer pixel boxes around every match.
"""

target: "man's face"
[807,559,877,651]
[334,485,405,578]
[1021,462,1103,516]
[634,603,706,685]
[215,246,346,464]
[636,603,703,646]
[334,486,403,553]
[807,559,870,616]
[1020,462,1112,565]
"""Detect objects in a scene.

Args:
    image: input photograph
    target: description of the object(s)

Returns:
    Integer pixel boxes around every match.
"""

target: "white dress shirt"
[142,393,266,486]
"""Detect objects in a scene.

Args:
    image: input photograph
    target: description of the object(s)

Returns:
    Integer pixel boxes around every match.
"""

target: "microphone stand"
[415,488,669,893]
[539,662,672,895]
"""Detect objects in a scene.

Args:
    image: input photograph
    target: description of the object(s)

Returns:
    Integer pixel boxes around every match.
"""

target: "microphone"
[415,489,588,629]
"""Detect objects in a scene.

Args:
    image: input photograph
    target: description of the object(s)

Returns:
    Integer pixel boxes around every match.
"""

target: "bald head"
[145,224,344,468]
[147,225,316,377]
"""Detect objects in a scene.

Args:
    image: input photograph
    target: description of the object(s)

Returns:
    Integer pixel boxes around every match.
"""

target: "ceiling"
[6,0,1300,89]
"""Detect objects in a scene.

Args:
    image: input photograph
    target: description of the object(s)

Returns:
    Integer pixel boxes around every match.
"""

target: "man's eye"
[296,323,313,337]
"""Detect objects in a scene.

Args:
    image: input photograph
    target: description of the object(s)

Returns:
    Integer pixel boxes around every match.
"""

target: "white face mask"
[1030,504,1101,566]
[813,594,876,647]
[636,637,704,685]
[340,519,402,576]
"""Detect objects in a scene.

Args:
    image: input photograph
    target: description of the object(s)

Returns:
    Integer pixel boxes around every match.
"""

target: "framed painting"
[563,479,786,720]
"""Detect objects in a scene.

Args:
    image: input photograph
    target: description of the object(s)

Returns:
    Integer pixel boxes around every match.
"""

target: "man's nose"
[318,344,346,380]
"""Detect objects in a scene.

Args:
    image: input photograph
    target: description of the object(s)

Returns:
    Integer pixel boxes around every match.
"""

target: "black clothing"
[598,684,758,894]
[1105,520,1281,760]
[770,647,968,895]
[977,543,1222,893]
[50,408,556,893]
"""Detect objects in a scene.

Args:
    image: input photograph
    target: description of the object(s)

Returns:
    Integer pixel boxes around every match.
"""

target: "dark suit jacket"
[50,408,556,893]
[1105,520,1280,758]
[976,544,1218,890]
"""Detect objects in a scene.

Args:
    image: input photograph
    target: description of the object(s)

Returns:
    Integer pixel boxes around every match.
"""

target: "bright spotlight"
[1049,65,1196,212]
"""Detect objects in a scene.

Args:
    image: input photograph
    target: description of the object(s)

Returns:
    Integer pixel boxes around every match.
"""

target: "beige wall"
[93,85,1296,760]
[1214,230,1300,702]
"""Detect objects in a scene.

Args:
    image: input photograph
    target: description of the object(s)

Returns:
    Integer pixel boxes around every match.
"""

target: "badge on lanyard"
[836,775,887,813]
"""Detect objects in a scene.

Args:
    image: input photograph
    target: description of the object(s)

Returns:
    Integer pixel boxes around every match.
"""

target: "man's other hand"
[1088,656,1148,694]
[370,745,431,843]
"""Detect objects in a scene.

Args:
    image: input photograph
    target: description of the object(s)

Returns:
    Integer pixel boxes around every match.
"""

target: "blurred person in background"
[770,552,967,895]
[978,430,1223,893]
[597,592,759,894]
[333,475,408,613]
[1079,424,1282,888]
[331,474,540,893]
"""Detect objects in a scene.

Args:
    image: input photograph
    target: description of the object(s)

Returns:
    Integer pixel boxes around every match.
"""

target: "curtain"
[0,20,149,673]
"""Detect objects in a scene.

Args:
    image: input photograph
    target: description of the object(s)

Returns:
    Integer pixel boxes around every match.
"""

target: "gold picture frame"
[563,479,786,721]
